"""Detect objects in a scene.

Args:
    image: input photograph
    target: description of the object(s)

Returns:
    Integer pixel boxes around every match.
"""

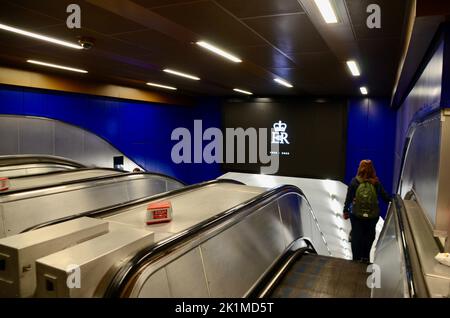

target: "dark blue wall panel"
[346,98,396,217]
[0,85,222,184]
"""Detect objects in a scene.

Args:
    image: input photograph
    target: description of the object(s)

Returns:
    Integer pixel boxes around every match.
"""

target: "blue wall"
[0,85,222,184]
[346,98,397,217]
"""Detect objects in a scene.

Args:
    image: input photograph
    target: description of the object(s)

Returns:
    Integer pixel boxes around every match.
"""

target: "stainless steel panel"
[0,164,74,178]
[200,201,286,297]
[400,115,441,228]
[371,205,408,298]
[2,182,130,236]
[277,194,301,247]
[0,217,108,298]
[138,268,171,298]
[165,247,209,298]
[126,177,166,200]
[0,115,142,172]
[19,119,54,155]
[435,110,450,239]
[403,200,450,297]
[104,183,265,239]
[0,174,184,237]
[54,123,84,162]
[35,223,154,298]
[0,117,19,155]
[220,173,350,259]
[127,186,308,298]
[7,169,120,193]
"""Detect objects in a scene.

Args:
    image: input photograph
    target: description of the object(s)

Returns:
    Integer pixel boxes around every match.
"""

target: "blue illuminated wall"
[0,85,222,184]
[346,98,397,217]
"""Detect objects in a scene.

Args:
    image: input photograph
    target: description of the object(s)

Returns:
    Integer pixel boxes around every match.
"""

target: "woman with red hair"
[343,160,391,263]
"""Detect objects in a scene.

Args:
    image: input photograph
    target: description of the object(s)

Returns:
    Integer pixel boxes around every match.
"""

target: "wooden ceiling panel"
[244,14,330,53]
[132,0,202,9]
[11,0,147,35]
[215,0,303,19]
[152,1,266,47]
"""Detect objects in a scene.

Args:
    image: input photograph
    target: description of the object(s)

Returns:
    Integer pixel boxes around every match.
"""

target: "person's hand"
[343,211,350,220]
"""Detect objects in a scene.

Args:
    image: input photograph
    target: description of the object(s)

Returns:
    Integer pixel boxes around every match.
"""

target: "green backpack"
[353,177,379,219]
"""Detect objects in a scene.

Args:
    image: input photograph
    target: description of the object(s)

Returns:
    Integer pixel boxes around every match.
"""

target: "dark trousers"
[350,214,378,262]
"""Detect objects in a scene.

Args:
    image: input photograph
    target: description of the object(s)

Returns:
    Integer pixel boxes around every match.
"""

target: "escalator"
[246,239,371,298]
[0,175,435,298]
[0,155,85,178]
[0,168,186,237]
[267,254,370,298]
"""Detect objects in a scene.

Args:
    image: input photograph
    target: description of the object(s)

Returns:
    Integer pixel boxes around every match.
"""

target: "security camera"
[77,37,95,50]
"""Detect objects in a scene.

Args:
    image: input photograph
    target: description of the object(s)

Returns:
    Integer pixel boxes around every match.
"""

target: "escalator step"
[271,255,371,298]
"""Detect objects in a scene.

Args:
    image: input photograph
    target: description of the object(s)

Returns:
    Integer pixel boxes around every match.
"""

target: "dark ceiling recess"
[0,0,409,97]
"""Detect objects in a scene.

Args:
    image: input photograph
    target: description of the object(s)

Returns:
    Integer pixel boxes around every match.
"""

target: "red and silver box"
[146,201,172,224]
[0,178,9,191]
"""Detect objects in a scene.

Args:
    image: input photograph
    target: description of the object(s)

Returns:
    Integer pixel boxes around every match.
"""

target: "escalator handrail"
[1,170,186,198]
[246,238,316,298]
[392,195,417,298]
[102,184,327,298]
[0,154,85,168]
[21,178,243,233]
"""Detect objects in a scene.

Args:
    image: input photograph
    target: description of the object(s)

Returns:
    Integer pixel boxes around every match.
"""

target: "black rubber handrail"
[0,154,85,168]
[1,170,186,197]
[22,178,243,233]
[246,239,316,298]
[103,184,308,298]
[393,195,428,298]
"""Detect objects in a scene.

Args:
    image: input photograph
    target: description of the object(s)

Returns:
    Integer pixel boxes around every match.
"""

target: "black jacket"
[343,177,391,213]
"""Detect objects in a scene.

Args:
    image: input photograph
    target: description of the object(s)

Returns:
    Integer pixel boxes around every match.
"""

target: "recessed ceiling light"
[233,88,253,95]
[146,82,177,90]
[0,22,83,49]
[360,87,368,95]
[27,60,88,73]
[196,41,242,63]
[163,68,200,81]
[274,78,293,88]
[314,0,338,24]
[346,60,361,76]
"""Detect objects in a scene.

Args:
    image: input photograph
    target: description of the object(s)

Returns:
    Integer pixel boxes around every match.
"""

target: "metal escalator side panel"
[102,187,313,298]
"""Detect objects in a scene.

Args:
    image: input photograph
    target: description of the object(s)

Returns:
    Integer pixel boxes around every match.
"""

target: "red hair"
[357,160,379,184]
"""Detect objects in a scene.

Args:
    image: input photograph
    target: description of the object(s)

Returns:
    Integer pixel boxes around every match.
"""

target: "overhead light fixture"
[274,78,293,88]
[314,0,338,24]
[146,82,177,90]
[163,68,200,81]
[346,60,361,76]
[196,41,242,63]
[27,59,87,73]
[233,88,253,95]
[0,23,83,49]
[360,86,368,95]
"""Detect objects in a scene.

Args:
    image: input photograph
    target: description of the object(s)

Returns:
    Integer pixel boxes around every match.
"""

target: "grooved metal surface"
[270,254,371,298]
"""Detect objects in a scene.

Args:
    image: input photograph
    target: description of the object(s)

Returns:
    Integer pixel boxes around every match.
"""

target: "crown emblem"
[273,121,287,132]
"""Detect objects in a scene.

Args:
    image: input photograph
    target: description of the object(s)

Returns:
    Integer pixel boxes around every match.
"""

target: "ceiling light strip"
[233,88,253,95]
[27,60,88,73]
[360,87,368,95]
[146,82,177,90]
[196,41,242,63]
[314,0,338,24]
[346,60,361,76]
[163,69,200,81]
[0,23,83,49]
[274,78,293,88]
